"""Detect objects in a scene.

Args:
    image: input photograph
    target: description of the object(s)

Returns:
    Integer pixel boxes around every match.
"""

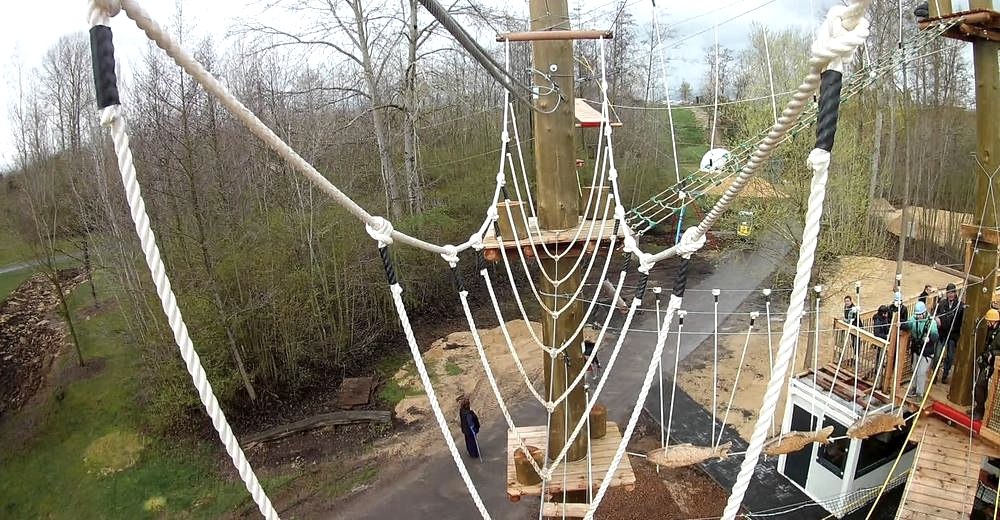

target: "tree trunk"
[403,0,424,214]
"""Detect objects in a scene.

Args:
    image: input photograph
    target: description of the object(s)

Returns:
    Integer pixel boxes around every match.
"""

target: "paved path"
[333,235,792,519]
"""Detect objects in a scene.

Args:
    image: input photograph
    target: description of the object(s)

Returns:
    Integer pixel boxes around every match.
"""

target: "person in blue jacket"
[458,396,481,458]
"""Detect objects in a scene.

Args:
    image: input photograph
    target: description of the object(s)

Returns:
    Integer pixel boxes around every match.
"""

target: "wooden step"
[541,501,590,518]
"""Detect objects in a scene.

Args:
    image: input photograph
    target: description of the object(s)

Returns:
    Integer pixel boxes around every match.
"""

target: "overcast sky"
[0,0,838,167]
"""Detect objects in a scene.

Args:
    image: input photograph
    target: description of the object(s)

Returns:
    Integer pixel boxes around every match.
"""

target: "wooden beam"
[242,410,391,448]
[960,222,1000,245]
[932,262,984,284]
[497,30,613,42]
[960,22,1000,42]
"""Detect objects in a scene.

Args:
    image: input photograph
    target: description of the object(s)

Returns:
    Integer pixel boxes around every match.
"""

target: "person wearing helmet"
[901,300,938,398]
[934,283,964,384]
[974,309,1000,419]
[890,291,908,324]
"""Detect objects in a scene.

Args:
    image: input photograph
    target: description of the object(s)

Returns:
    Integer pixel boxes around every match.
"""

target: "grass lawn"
[0,274,296,518]
[0,269,36,301]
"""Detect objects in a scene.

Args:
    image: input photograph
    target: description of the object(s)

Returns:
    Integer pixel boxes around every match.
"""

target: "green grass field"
[0,274,296,518]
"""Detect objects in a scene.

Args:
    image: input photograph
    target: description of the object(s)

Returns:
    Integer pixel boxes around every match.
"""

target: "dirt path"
[691,106,724,150]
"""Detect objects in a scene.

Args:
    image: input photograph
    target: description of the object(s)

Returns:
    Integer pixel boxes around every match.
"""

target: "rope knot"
[677,227,707,260]
[812,5,870,73]
[99,105,121,127]
[468,232,484,251]
[496,172,506,186]
[88,0,121,26]
[807,148,831,172]
[440,245,460,267]
[365,216,394,246]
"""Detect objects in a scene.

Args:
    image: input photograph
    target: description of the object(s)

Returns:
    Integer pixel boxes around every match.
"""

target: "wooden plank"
[336,376,375,407]
[574,99,623,128]
[540,501,591,518]
[481,216,623,258]
[498,30,614,42]
[932,262,984,283]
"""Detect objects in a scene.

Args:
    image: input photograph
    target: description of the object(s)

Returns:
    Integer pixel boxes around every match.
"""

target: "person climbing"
[974,309,1000,419]
[872,305,892,340]
[935,283,964,384]
[902,301,938,399]
[458,396,481,458]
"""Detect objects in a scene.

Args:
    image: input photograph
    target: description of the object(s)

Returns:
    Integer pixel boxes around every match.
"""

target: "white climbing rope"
[97,101,279,519]
[584,294,683,520]
[664,310,687,448]
[642,1,872,266]
[649,2,682,185]
[114,0,502,259]
[721,146,835,519]
[384,279,491,519]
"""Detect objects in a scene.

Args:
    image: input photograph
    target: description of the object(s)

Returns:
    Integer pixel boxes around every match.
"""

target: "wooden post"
[950,3,1000,405]
[529,0,589,462]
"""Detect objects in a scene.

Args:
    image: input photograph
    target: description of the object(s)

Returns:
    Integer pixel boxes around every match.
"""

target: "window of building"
[816,416,850,478]
[854,416,917,479]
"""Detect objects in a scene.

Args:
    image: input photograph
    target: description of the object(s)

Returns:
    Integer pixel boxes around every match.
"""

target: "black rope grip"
[634,273,649,301]
[501,186,511,201]
[672,258,690,298]
[622,252,632,273]
[450,267,465,293]
[378,246,398,286]
[815,70,843,153]
[90,26,120,109]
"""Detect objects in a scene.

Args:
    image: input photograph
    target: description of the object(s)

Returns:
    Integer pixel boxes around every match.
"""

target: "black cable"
[416,0,536,107]
[672,257,690,298]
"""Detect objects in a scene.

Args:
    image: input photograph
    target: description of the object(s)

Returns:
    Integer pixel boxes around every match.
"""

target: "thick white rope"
[386,282,491,519]
[99,102,278,520]
[655,288,666,452]
[720,146,833,520]
[583,294,683,520]
[116,0,503,258]
[642,2,871,265]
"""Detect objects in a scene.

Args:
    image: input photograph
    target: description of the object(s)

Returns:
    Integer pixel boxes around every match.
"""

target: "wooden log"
[590,403,608,439]
[497,30,613,42]
[932,262,983,283]
[514,445,544,485]
[242,410,391,448]
[497,201,528,240]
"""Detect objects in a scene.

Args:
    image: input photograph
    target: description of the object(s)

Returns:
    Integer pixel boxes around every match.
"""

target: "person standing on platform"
[935,283,964,384]
[890,291,909,324]
[902,301,938,399]
[974,310,1000,420]
[458,396,481,458]
[873,305,892,340]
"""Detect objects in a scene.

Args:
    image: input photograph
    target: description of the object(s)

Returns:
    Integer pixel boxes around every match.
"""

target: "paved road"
[333,235,793,519]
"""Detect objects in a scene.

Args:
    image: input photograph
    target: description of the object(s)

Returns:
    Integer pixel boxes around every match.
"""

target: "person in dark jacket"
[935,283,964,384]
[918,284,935,304]
[974,309,1000,419]
[843,296,861,327]
[458,396,481,458]
[872,305,892,340]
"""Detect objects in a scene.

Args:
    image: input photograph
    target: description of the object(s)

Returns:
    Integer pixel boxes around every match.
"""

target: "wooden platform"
[898,416,1000,519]
[919,8,1000,42]
[574,99,622,128]
[482,216,623,262]
[505,422,636,502]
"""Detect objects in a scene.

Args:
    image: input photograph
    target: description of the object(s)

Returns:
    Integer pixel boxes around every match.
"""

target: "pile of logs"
[0,268,86,417]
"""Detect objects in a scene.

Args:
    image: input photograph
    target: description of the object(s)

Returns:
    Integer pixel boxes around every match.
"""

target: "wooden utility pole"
[948,0,1000,405]
[529,0,589,462]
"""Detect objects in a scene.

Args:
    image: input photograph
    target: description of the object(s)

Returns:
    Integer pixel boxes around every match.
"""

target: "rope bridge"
[83,0,891,519]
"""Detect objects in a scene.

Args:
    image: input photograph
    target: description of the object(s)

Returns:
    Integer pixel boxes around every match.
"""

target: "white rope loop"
[88,0,120,26]
[365,216,395,247]
[99,104,279,520]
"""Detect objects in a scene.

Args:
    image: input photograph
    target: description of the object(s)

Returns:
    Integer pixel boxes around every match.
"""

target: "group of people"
[841,283,965,400]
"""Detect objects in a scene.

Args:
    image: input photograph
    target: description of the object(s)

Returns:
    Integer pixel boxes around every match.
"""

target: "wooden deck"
[898,415,1000,519]
[505,422,636,502]
[482,216,623,262]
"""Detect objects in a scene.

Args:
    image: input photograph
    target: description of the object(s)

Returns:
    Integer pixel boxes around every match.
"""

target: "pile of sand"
[389,320,546,452]
[677,255,961,441]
